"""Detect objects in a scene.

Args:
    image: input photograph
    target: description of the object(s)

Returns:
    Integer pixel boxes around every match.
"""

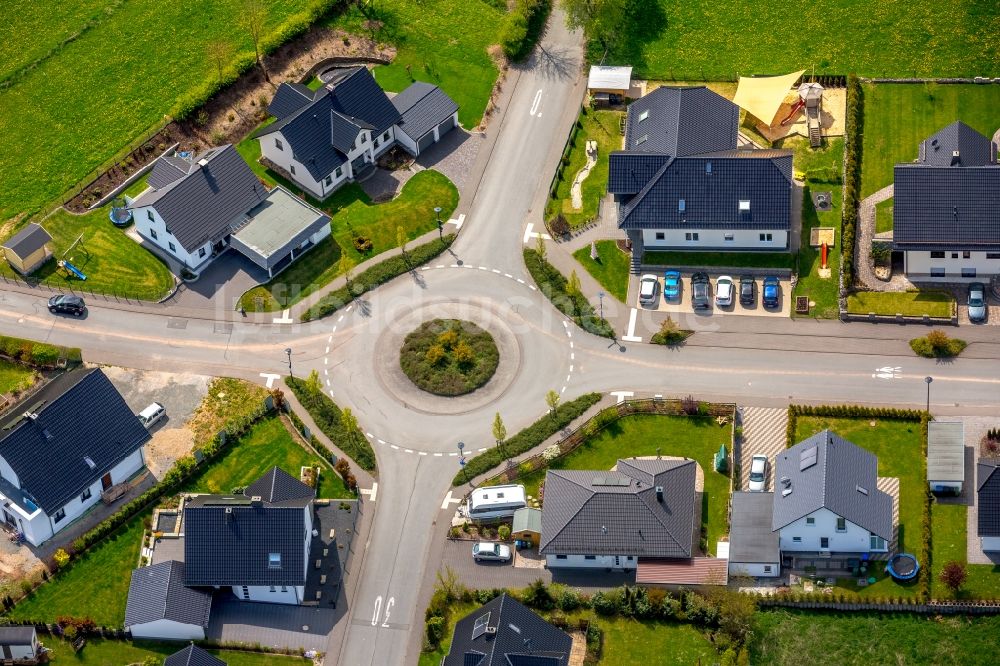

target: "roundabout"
[399,318,500,396]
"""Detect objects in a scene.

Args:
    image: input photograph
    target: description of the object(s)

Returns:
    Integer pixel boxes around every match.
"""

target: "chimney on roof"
[655,486,664,503]
[250,495,263,507]
[951,150,961,166]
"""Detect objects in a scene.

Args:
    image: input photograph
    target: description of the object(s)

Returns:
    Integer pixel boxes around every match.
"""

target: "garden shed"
[588,65,633,99]
[512,507,542,547]
[927,421,965,494]
[1,223,52,275]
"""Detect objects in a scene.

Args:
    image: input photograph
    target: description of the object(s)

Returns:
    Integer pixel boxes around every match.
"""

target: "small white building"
[0,626,38,662]
[125,560,212,641]
[927,421,965,494]
[587,65,633,99]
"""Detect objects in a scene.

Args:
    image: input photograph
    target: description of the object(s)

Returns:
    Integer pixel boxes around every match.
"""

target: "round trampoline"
[886,553,920,581]
[109,207,132,227]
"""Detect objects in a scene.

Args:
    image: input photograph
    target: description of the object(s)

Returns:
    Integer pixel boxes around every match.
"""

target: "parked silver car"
[748,455,769,492]
[638,274,659,306]
[472,541,512,563]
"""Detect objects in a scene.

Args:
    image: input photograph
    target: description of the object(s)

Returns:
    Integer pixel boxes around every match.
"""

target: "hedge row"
[452,392,602,485]
[303,234,455,321]
[522,248,614,338]
[499,0,552,62]
[285,376,376,473]
[0,334,81,367]
[840,73,863,286]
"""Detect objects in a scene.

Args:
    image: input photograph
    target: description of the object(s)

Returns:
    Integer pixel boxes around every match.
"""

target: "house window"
[241,586,250,599]
[81,488,92,502]
[626,556,634,561]
[763,565,772,573]
[147,210,154,222]
[760,233,773,242]
[951,252,958,259]
[383,131,390,141]
[198,248,206,258]
[685,232,699,242]
[54,508,66,523]
[361,132,367,143]
[678,199,686,212]
[168,242,176,252]
[963,251,971,259]
[555,555,567,560]
[724,233,735,242]
[325,175,333,186]
[930,267,946,277]
[870,534,887,551]
[655,232,665,240]
[290,164,296,175]
[806,517,815,525]
[374,138,380,148]
[792,536,802,543]
[281,586,287,592]
[269,586,276,593]
[930,251,945,258]
[584,555,597,560]
[275,138,283,151]
[150,229,158,240]
[962,268,976,278]
[268,552,282,569]
[836,517,846,532]
[638,110,649,122]
[635,135,648,146]
[820,537,830,549]
[987,253,1000,260]
[336,166,343,178]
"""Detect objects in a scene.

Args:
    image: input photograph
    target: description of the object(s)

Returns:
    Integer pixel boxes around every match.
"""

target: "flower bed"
[399,319,499,396]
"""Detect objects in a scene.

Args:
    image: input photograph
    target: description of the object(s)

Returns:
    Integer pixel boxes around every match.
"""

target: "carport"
[229,186,330,278]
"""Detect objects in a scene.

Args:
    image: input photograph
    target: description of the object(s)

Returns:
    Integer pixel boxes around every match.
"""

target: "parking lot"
[630,272,792,318]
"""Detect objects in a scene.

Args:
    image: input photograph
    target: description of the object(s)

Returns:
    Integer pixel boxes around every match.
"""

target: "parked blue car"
[762,276,780,309]
[663,270,681,300]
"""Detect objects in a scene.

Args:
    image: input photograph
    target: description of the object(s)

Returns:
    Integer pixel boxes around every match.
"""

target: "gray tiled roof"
[607,153,671,195]
[124,560,213,629]
[257,92,349,181]
[129,145,267,252]
[772,430,893,540]
[329,110,366,154]
[164,645,227,666]
[245,466,315,506]
[325,66,401,135]
[443,594,571,666]
[540,458,696,558]
[268,82,315,120]
[892,164,1000,250]
[2,222,51,258]
[0,626,35,646]
[392,81,459,141]
[147,155,194,190]
[614,151,793,230]
[729,492,779,563]
[624,86,739,157]
[0,368,150,514]
[977,459,1000,538]
[918,121,996,167]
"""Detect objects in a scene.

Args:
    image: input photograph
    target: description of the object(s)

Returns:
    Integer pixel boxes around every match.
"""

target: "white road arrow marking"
[872,366,902,379]
[447,214,465,228]
[259,373,280,388]
[522,223,552,243]
[529,89,543,116]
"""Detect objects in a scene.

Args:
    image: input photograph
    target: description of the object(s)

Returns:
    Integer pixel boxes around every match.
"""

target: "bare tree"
[206,40,234,83]
[241,0,269,82]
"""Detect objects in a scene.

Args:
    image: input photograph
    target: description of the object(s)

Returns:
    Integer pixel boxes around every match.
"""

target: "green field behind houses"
[846,290,954,318]
[600,1,1000,81]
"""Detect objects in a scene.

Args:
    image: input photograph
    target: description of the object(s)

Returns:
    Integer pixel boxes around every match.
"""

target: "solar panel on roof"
[799,447,818,471]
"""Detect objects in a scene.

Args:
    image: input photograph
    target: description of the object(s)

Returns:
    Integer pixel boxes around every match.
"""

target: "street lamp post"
[434,206,443,239]
[285,347,293,377]
[598,291,605,320]
[925,376,933,415]
[458,441,467,483]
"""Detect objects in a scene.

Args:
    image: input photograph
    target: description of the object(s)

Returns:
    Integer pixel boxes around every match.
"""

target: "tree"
[305,369,322,394]
[396,225,407,258]
[241,0,269,82]
[709,587,757,648]
[535,233,547,261]
[940,560,967,595]
[590,240,599,262]
[453,340,475,366]
[341,407,359,447]
[566,270,582,297]
[425,343,446,365]
[492,412,507,450]
[545,389,561,417]
[339,253,357,289]
[206,40,233,83]
[53,548,70,569]
[560,0,629,52]
[926,329,951,351]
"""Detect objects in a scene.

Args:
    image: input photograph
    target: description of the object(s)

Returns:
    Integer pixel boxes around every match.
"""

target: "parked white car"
[138,402,166,429]
[748,455,769,492]
[472,541,512,563]
[638,274,659,306]
[715,275,734,307]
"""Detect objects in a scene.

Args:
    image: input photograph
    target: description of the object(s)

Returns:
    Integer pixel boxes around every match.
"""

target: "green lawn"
[183,414,350,499]
[599,2,1000,82]
[794,416,925,598]
[237,138,458,311]
[643,251,794,270]
[0,206,175,301]
[8,514,144,625]
[860,84,1000,198]
[418,601,477,666]
[599,618,715,665]
[547,109,623,228]
[515,414,732,554]
[328,0,505,129]
[0,358,36,395]
[0,0,332,224]
[572,240,629,303]
[846,291,954,318]
[40,638,308,666]
[789,137,844,319]
[753,609,1000,666]
[875,198,894,235]
[930,501,1000,600]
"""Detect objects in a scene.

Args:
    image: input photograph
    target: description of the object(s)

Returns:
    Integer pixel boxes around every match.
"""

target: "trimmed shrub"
[591,590,618,616]
[523,248,614,338]
[499,0,552,62]
[0,334,80,367]
[286,376,376,472]
[841,73,863,286]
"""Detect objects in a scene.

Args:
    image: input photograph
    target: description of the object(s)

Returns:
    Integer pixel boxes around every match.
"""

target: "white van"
[463,484,526,522]
[138,402,166,429]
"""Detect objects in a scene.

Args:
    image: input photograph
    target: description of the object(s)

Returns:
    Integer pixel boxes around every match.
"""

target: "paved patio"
[206,594,337,652]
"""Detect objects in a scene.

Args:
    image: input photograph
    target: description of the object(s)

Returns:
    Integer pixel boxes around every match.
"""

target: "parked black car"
[739,275,756,306]
[691,272,711,310]
[48,294,86,316]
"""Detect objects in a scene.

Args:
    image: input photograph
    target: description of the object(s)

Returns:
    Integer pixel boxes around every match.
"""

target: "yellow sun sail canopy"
[732,70,805,126]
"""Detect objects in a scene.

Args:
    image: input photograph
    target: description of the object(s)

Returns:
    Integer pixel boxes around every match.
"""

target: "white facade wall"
[2,638,36,661]
[260,130,371,200]
[395,127,419,156]
[642,228,789,251]
[982,536,1000,552]
[372,126,396,157]
[728,562,780,578]
[904,250,1000,281]
[778,507,883,553]
[232,585,303,604]
[545,554,637,570]
[128,618,205,641]
[0,457,18,485]
[133,205,212,270]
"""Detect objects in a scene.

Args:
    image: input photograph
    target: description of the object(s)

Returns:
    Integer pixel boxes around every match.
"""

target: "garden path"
[570,141,598,209]
[857,184,913,291]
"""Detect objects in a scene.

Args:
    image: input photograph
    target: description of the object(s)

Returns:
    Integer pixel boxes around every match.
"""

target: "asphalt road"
[0,10,998,666]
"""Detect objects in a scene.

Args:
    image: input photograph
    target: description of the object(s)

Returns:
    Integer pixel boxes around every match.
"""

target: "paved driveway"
[415,128,484,197]
[207,595,338,652]
[737,407,789,492]
[163,250,268,312]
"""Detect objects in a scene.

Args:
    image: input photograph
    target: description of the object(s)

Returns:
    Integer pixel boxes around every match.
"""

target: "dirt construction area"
[100,366,211,480]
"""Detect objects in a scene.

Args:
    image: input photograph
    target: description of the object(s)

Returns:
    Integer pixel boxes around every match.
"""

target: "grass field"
[516,413,732,554]
[572,240,629,303]
[643,251,795,269]
[0,359,35,395]
[237,138,458,311]
[930,501,1000,599]
[329,0,505,129]
[875,198,894,235]
[547,109,622,228]
[599,618,715,664]
[0,0,332,224]
[847,290,954,318]
[794,415,925,598]
[40,638,308,666]
[860,84,1000,198]
[753,609,1000,665]
[600,2,1000,81]
[0,207,175,301]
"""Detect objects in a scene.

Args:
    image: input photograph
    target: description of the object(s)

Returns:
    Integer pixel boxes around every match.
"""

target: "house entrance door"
[101,473,113,490]
[2,509,14,526]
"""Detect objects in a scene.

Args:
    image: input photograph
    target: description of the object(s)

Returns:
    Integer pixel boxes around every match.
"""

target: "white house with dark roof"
[254,67,459,199]
[0,626,39,662]
[893,121,1000,280]
[0,368,150,546]
[607,86,793,270]
[124,560,213,640]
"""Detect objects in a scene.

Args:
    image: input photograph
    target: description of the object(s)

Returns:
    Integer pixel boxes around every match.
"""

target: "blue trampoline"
[886,553,919,581]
